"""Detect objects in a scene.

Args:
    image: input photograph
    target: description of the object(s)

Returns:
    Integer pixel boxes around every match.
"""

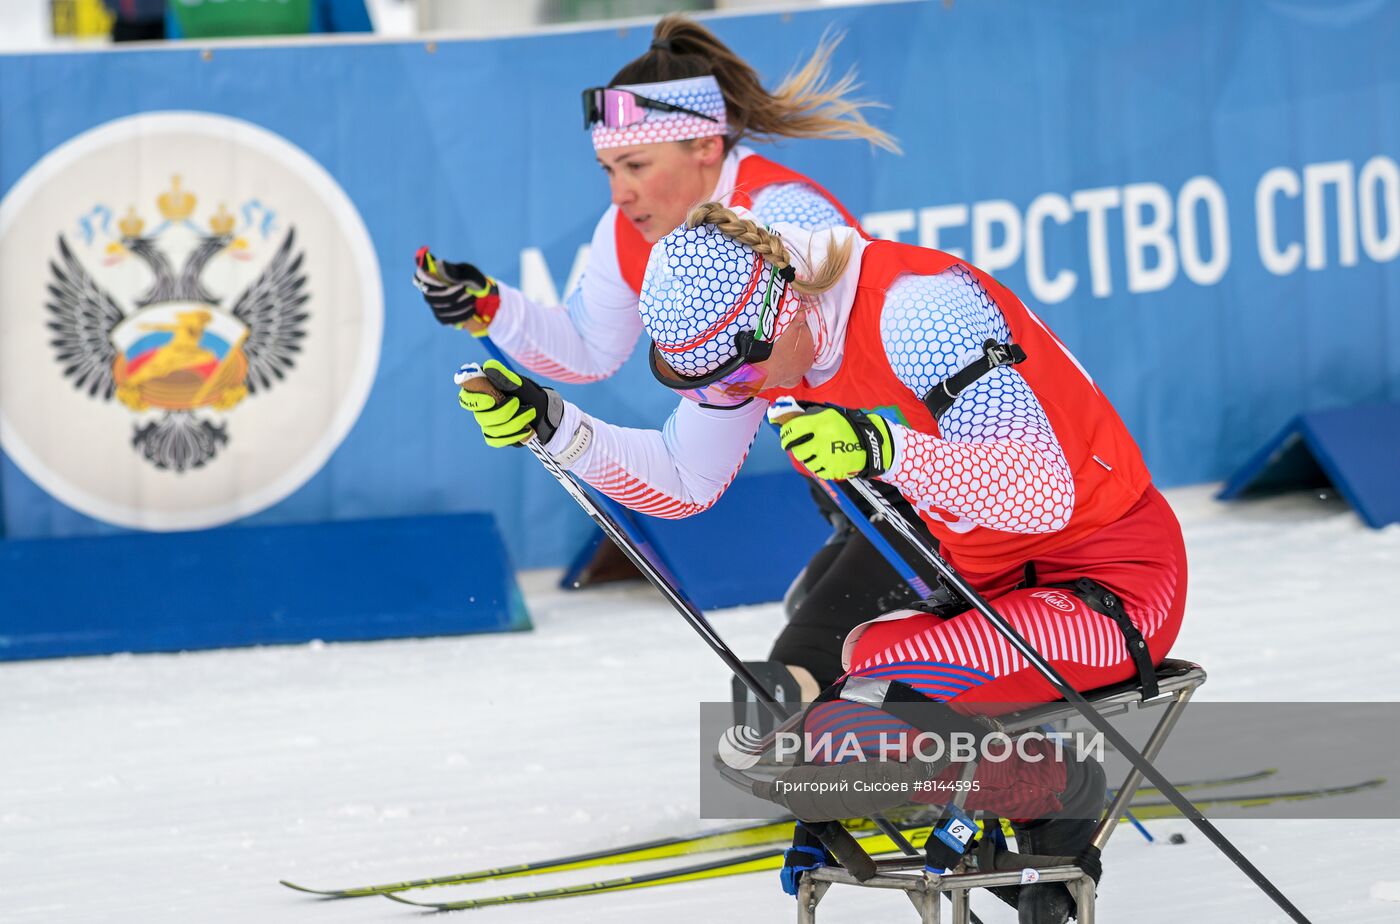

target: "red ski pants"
[805,485,1187,818]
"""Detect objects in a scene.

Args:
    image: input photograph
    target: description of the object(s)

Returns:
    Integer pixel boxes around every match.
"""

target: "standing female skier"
[415,15,917,700]
[454,204,1187,923]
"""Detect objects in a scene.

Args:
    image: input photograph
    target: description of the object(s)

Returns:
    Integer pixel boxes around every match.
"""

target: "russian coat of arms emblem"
[0,112,382,532]
[49,175,309,471]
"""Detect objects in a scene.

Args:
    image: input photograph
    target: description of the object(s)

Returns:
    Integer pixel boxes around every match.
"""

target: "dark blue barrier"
[1218,403,1400,528]
[563,470,833,611]
[0,513,529,660]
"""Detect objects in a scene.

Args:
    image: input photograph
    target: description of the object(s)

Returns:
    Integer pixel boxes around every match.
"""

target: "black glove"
[414,247,500,328]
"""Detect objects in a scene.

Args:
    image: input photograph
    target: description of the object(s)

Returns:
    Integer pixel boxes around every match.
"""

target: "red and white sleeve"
[487,208,642,384]
[542,397,767,520]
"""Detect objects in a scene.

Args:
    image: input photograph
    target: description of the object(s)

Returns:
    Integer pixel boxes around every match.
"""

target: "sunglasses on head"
[582,86,721,130]
[649,265,791,408]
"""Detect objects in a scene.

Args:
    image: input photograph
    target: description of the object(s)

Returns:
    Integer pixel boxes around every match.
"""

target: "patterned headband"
[590,75,729,151]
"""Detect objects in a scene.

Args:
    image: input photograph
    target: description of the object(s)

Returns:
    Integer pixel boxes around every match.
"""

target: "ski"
[1124,766,1275,795]
[1127,777,1385,819]
[382,848,786,910]
[279,816,809,898]
[382,825,933,911]
[280,768,1277,898]
[376,779,1384,912]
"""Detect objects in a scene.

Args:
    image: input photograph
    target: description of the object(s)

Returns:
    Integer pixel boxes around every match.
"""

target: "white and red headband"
[590,75,729,151]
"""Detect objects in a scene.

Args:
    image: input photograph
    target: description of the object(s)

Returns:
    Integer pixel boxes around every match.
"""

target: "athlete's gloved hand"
[414,247,501,332]
[456,360,563,447]
[779,404,893,480]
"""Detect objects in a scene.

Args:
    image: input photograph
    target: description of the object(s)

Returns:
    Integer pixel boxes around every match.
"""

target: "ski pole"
[416,247,678,584]
[1041,717,1151,844]
[766,412,933,598]
[767,396,1315,923]
[1121,805,1153,843]
[454,366,889,879]
[828,481,934,597]
[456,364,778,708]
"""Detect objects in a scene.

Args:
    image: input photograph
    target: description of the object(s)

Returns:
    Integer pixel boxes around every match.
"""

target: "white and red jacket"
[486,147,861,383]
[542,230,1153,577]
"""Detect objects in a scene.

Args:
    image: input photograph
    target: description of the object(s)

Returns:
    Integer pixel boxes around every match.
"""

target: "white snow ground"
[3,485,1399,923]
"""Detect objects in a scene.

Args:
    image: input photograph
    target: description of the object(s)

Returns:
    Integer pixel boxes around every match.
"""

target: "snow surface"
[3,485,1399,923]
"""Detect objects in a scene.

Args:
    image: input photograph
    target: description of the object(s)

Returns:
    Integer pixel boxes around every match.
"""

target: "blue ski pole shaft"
[1123,808,1153,843]
[477,335,512,369]
[820,480,932,598]
[764,410,932,599]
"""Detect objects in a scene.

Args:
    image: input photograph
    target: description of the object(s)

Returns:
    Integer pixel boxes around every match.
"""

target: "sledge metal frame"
[796,658,1208,924]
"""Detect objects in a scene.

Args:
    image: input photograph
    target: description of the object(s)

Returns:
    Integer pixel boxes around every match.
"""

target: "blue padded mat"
[1218,403,1400,529]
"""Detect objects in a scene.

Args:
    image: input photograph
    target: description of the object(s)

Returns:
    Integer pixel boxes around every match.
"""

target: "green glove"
[779,404,893,480]
[457,360,563,448]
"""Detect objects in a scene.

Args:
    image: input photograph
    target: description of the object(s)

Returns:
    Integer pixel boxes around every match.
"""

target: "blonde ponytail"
[686,201,854,297]
[610,16,900,154]
[754,30,901,153]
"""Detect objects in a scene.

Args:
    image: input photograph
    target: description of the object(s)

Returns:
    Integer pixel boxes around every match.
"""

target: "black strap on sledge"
[922,339,1028,418]
[1052,577,1159,700]
[1018,565,1161,701]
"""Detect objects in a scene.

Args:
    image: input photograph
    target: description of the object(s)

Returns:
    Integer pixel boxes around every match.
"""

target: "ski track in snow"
[1,485,1398,922]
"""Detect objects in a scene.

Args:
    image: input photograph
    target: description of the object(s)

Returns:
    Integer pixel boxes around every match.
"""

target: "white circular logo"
[0,112,382,531]
[717,724,766,771]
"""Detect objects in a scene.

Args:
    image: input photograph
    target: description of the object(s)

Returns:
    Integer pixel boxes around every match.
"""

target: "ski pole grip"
[416,245,448,283]
[454,363,540,445]
[766,395,805,427]
[454,363,504,402]
[807,821,877,882]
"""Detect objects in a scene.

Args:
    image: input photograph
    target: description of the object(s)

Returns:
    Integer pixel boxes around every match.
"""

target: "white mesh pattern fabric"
[881,267,1011,387]
[591,76,729,150]
[878,267,1074,533]
[640,220,774,377]
[749,183,846,231]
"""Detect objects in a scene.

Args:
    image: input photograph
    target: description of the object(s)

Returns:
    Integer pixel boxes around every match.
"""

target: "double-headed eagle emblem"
[47,175,309,471]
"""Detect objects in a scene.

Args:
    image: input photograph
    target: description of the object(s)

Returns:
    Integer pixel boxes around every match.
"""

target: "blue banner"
[1,0,1397,569]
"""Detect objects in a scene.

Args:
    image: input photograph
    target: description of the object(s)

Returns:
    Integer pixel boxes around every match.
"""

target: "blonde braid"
[685,201,853,297]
